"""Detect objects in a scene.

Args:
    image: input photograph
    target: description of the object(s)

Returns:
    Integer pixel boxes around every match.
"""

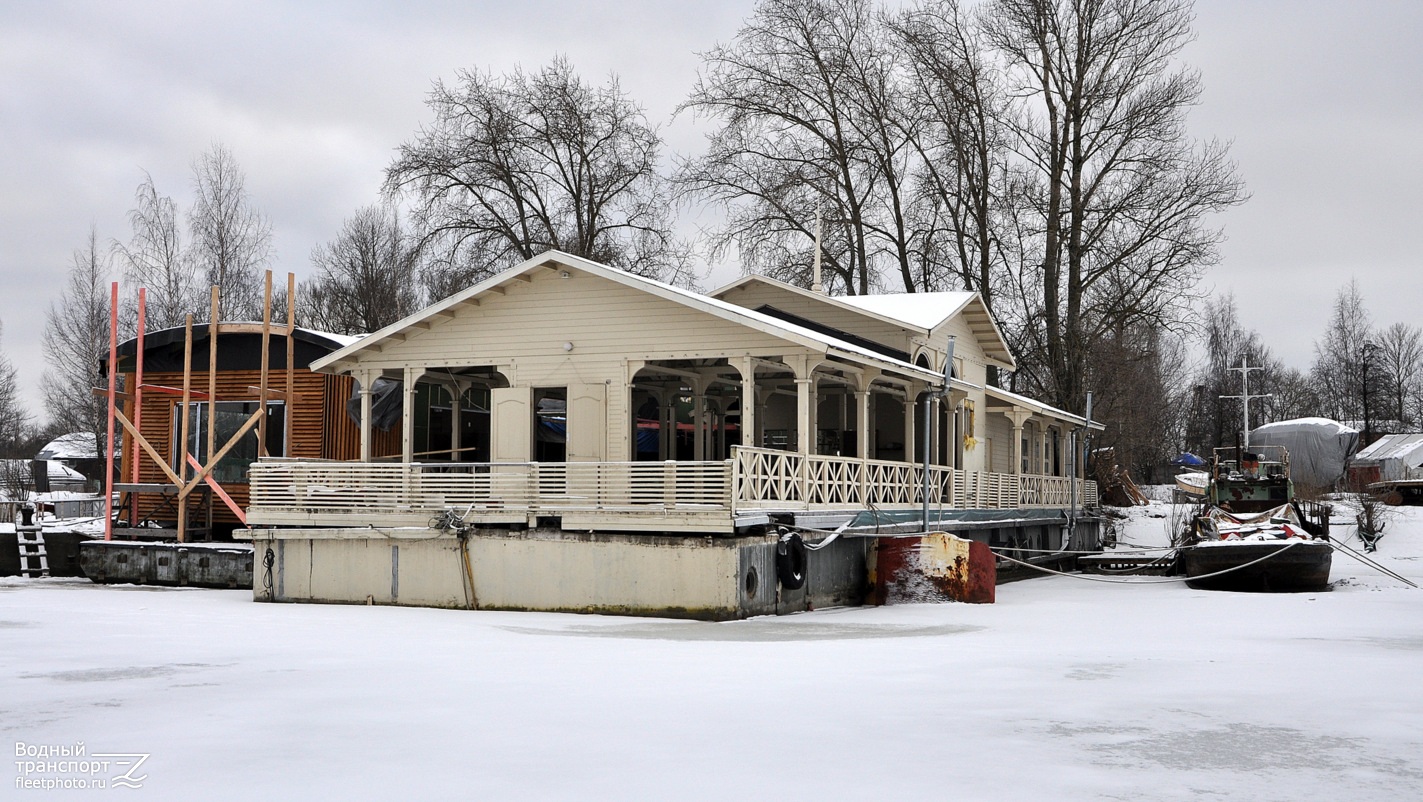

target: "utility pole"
[1221,357,1271,450]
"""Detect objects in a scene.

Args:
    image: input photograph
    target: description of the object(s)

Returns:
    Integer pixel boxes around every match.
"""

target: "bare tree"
[982,0,1246,412]
[678,0,915,295]
[189,143,271,321]
[114,171,202,329]
[301,204,423,335]
[1374,322,1422,427]
[41,228,112,454]
[1311,279,1375,426]
[386,57,689,294]
[890,0,1015,307]
[0,320,32,457]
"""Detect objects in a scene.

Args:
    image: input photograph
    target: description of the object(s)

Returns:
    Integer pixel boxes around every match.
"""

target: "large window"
[173,401,285,484]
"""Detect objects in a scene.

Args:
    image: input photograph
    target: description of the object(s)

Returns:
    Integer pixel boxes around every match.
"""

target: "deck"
[246,446,1098,534]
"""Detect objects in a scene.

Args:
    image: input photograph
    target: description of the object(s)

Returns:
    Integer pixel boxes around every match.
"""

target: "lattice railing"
[732,447,1095,512]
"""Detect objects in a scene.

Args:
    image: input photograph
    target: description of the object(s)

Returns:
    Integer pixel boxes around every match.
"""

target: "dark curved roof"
[101,324,362,375]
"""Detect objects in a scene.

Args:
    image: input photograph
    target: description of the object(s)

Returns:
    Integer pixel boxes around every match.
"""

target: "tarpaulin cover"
[345,378,403,432]
[1172,452,1207,468]
[1249,418,1359,488]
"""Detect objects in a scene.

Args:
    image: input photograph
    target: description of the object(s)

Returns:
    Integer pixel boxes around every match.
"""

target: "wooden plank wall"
[117,369,401,528]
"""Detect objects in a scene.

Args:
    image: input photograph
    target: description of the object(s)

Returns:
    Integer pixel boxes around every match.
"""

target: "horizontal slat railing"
[248,459,733,524]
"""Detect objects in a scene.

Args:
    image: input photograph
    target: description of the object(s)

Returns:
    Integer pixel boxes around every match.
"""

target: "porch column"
[903,394,917,462]
[401,366,419,463]
[355,368,376,462]
[795,377,813,456]
[449,381,467,461]
[1002,408,1033,476]
[737,357,756,454]
[855,390,870,460]
[692,378,706,461]
[930,396,942,465]
[658,390,673,461]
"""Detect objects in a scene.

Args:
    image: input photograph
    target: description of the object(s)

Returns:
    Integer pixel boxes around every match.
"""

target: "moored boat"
[1180,445,1332,592]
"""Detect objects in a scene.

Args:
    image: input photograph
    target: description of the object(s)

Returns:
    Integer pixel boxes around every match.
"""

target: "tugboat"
[1179,444,1332,591]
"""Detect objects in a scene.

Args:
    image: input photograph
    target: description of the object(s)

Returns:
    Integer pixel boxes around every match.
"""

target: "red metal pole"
[104,282,118,541]
[132,288,145,485]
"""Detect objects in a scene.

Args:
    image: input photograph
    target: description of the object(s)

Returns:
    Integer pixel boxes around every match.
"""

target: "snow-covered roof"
[1253,418,1359,437]
[36,432,109,460]
[314,251,957,388]
[984,385,1104,429]
[1,459,86,482]
[710,275,1015,369]
[1353,433,1423,466]
[836,291,976,329]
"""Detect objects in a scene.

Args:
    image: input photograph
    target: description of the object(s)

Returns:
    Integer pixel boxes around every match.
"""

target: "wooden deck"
[246,446,1098,534]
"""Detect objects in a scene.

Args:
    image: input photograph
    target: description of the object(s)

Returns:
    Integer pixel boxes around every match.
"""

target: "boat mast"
[1220,357,1271,450]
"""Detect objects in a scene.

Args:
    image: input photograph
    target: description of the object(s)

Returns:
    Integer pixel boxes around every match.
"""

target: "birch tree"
[114,172,201,329]
[42,228,112,452]
[189,144,271,320]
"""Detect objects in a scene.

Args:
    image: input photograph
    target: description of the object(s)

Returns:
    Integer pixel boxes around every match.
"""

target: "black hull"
[1181,542,1332,592]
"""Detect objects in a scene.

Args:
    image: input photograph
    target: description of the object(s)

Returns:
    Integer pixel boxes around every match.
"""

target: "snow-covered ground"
[4,503,1421,801]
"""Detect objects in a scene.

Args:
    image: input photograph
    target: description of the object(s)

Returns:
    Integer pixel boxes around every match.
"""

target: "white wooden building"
[245,251,1098,534]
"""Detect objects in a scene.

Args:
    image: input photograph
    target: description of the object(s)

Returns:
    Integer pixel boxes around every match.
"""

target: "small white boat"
[1175,471,1209,498]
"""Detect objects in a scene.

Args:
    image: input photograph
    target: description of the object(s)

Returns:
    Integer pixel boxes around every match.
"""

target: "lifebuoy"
[776,530,808,590]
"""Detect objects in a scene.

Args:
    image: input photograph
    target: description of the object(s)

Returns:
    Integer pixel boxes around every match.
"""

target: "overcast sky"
[2,0,1419,417]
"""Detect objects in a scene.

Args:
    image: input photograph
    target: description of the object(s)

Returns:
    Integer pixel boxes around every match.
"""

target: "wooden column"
[1003,408,1033,476]
[737,357,756,455]
[401,366,418,464]
[795,378,813,456]
[903,395,916,463]
[855,390,870,461]
[356,369,375,462]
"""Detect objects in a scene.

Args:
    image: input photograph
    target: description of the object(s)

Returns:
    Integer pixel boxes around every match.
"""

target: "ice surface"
[3,502,1421,800]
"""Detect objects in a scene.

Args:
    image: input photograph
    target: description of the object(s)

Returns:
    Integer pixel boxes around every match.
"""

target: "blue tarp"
[1171,452,1207,468]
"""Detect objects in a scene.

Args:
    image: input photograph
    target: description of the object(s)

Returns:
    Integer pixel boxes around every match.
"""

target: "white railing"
[248,459,731,523]
[247,450,1097,528]
[731,446,1092,512]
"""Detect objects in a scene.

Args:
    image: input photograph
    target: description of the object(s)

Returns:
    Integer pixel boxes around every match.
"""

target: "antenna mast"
[1220,356,1272,449]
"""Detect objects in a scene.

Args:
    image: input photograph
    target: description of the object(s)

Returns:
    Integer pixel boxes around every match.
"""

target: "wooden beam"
[177,314,194,542]
[285,272,296,457]
[185,453,246,524]
[91,387,136,403]
[246,386,307,402]
[113,408,182,486]
[180,408,263,498]
[208,286,219,475]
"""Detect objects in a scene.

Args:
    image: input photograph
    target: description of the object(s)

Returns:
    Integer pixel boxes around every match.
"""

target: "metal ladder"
[16,528,48,578]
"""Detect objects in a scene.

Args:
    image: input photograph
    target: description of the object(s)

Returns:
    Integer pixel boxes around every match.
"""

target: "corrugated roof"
[1353,433,1423,465]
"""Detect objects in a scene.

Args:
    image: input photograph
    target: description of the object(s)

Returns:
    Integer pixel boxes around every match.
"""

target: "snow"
[837,290,976,329]
[4,503,1422,800]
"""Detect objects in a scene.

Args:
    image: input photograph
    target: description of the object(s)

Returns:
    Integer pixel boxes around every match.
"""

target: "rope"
[260,547,275,600]
[989,539,1306,585]
[1328,538,1419,588]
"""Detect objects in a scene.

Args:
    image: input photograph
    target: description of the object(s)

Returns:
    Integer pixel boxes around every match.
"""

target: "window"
[173,401,285,484]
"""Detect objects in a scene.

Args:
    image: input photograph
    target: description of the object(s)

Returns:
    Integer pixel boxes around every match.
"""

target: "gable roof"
[311,251,954,387]
[710,274,1015,369]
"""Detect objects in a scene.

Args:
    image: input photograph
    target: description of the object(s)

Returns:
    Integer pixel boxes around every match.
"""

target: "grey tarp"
[1249,418,1359,489]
